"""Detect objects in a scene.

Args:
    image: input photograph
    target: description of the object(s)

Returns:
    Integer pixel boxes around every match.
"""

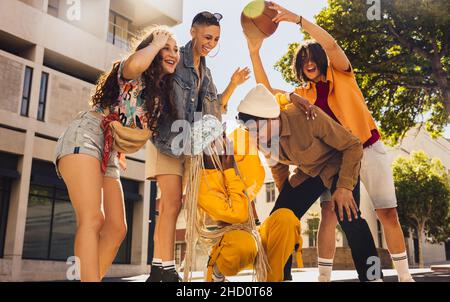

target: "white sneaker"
[318,275,331,282]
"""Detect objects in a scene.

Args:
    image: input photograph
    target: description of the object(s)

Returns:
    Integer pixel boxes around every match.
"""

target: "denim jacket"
[151,41,223,157]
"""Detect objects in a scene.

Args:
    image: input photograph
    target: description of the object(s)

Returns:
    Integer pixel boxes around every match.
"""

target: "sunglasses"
[192,11,223,25]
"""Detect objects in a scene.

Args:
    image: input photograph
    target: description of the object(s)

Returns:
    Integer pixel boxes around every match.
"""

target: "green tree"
[274,0,449,145]
[392,151,450,268]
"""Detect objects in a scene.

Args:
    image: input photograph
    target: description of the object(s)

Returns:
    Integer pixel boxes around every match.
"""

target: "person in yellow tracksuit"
[197,128,303,282]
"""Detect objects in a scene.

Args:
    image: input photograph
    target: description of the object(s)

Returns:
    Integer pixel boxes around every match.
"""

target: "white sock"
[152,258,162,267]
[162,260,176,271]
[318,257,333,282]
[152,258,162,268]
[391,251,413,281]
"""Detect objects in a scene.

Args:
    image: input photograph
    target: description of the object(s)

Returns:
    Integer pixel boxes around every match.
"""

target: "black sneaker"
[161,269,182,282]
[146,266,163,282]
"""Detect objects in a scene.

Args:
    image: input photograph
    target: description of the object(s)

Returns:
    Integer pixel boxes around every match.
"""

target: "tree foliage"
[275,0,449,145]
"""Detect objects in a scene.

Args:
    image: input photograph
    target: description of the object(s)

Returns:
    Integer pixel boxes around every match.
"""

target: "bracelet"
[296,15,303,26]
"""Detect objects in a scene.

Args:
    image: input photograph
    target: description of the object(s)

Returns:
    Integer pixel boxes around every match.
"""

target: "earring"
[208,42,221,58]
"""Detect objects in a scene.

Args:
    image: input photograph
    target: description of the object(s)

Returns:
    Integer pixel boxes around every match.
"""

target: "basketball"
[241,0,279,39]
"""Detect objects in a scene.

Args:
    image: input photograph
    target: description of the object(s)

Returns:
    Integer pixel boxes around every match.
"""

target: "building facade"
[0,0,183,281]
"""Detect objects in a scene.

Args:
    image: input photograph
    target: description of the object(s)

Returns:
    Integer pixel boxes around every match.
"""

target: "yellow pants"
[207,209,301,282]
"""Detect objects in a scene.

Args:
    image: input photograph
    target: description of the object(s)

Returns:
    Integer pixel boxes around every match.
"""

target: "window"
[22,160,137,263]
[266,182,275,203]
[21,160,79,261]
[113,198,134,264]
[147,181,158,265]
[48,0,59,17]
[22,184,76,260]
[108,11,134,50]
[113,178,139,264]
[37,72,49,121]
[377,220,383,248]
[175,243,184,267]
[0,178,12,258]
[307,218,320,247]
[21,66,33,117]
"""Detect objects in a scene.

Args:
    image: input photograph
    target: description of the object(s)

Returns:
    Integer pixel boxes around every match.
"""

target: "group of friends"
[53,2,415,282]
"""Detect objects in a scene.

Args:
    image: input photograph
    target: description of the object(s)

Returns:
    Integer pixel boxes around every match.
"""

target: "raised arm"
[220,67,251,113]
[245,35,287,95]
[122,30,170,80]
[269,2,351,72]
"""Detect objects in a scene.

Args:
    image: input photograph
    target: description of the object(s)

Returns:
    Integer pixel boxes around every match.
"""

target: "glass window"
[377,220,383,248]
[0,177,12,258]
[49,199,75,260]
[48,0,59,17]
[22,193,53,259]
[266,182,275,203]
[114,198,133,264]
[23,160,137,264]
[307,218,319,247]
[108,11,133,50]
[21,66,33,117]
[37,72,49,121]
[23,184,76,261]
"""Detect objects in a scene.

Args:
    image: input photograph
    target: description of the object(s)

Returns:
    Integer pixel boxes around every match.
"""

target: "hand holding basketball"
[241,1,279,40]
[268,1,302,24]
[245,33,264,54]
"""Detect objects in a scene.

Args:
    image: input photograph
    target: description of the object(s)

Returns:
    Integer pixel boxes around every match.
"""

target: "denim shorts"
[53,111,120,179]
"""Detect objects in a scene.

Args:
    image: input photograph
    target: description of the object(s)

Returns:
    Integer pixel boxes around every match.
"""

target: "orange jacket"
[276,64,378,144]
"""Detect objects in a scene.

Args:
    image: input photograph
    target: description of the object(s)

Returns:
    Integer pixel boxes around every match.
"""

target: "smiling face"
[191,25,221,57]
[302,51,322,82]
[294,41,328,83]
[159,37,180,74]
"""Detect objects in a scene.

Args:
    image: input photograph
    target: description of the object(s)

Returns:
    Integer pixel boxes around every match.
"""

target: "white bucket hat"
[237,84,280,118]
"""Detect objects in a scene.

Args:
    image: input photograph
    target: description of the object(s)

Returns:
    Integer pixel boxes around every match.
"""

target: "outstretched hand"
[268,1,301,24]
[231,67,251,86]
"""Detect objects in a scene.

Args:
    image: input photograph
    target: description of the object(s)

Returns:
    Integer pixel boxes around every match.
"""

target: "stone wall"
[0,54,24,113]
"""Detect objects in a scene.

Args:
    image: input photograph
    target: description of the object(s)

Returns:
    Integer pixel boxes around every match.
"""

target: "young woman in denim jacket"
[146,12,251,282]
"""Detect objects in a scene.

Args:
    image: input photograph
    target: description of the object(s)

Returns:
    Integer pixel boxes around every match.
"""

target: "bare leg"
[58,154,104,282]
[156,175,182,262]
[376,208,406,253]
[99,177,127,279]
[153,196,163,261]
[317,201,337,259]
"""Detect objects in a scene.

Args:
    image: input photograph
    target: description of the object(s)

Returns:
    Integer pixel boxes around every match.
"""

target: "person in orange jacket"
[196,128,303,282]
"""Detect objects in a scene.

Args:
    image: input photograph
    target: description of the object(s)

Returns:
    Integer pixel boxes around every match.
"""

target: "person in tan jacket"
[237,84,382,282]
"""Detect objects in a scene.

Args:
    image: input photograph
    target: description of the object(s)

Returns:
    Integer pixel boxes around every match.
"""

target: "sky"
[170,0,450,138]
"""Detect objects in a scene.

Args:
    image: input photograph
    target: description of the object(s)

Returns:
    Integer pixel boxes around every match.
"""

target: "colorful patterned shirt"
[95,60,149,129]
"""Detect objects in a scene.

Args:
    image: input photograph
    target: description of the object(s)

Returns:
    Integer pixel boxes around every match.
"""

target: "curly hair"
[90,26,178,136]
